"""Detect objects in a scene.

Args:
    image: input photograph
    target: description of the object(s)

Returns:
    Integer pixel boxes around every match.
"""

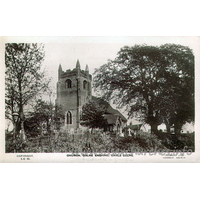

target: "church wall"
[56,62,92,130]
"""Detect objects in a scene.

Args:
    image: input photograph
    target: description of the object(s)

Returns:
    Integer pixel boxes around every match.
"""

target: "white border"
[0,36,199,163]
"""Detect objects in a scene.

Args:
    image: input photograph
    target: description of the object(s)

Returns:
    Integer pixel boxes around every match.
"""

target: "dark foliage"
[80,98,109,131]
[93,44,194,135]
[5,129,194,153]
[5,43,49,140]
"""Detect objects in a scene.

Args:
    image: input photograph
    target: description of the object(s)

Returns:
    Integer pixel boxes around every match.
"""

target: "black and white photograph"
[1,2,200,200]
[1,36,199,162]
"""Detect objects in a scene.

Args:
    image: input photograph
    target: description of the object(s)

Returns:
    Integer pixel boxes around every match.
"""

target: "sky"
[42,36,199,97]
[39,36,198,131]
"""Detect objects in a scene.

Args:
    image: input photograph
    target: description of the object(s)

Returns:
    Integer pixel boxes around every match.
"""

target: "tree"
[5,43,49,140]
[159,44,194,134]
[24,99,65,137]
[93,45,165,134]
[25,99,53,136]
[80,98,108,134]
[93,44,194,135]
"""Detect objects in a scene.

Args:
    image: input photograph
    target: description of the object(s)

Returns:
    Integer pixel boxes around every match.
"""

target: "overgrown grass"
[156,131,195,151]
[5,130,195,153]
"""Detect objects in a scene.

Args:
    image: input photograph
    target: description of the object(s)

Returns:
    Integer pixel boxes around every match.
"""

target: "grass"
[5,129,195,153]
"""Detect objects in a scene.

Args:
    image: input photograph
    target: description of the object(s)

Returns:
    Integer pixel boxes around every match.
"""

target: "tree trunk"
[147,105,159,135]
[13,122,17,153]
[151,123,158,134]
[164,117,170,133]
[166,124,170,134]
[174,122,182,136]
[18,79,26,142]
[19,111,26,142]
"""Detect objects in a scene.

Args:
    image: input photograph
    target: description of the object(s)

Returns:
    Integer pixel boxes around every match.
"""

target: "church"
[55,60,127,134]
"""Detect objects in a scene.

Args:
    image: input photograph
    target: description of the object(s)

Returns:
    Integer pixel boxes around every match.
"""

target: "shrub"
[5,128,194,153]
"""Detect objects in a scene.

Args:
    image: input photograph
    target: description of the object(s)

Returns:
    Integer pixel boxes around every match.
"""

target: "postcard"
[0,36,199,162]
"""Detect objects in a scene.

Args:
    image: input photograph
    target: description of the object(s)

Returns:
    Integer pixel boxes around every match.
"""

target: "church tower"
[55,60,92,130]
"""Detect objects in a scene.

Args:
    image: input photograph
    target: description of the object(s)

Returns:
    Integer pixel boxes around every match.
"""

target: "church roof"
[124,124,142,130]
[103,114,119,124]
[92,96,127,123]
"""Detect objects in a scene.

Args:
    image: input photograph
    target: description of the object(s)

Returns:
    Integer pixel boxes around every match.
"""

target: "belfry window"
[66,111,72,124]
[83,80,87,89]
[66,79,72,89]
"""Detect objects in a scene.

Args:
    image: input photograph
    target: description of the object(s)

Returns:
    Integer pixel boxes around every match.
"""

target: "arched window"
[66,79,72,89]
[66,111,72,124]
[83,80,87,89]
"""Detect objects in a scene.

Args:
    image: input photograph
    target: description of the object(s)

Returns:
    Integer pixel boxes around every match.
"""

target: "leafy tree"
[159,44,194,134]
[5,43,49,140]
[25,99,64,137]
[25,99,53,136]
[93,45,165,134]
[93,44,194,135]
[80,98,108,133]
